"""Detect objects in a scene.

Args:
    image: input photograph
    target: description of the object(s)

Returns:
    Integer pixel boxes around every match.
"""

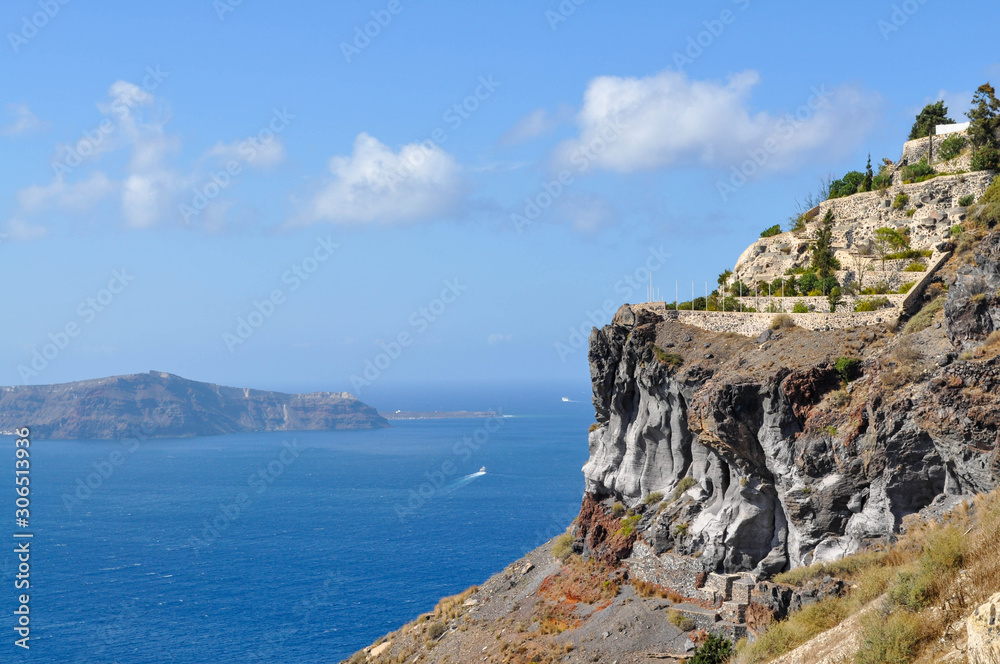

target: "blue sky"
[2,0,998,404]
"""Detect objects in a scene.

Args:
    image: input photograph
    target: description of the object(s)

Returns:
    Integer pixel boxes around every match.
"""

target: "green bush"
[906,208,916,217]
[643,491,664,506]
[792,300,809,313]
[690,634,733,664]
[887,568,934,611]
[855,610,923,664]
[901,160,936,183]
[896,281,916,294]
[886,248,932,260]
[829,171,866,198]
[872,172,892,190]
[611,501,625,517]
[552,532,575,562]
[835,357,861,383]
[760,224,782,238]
[972,146,1000,171]
[959,194,976,207]
[938,134,966,161]
[893,193,910,210]
[902,260,926,272]
[855,297,890,312]
[970,176,1000,228]
[672,476,696,500]
[651,345,684,368]
[667,609,696,632]
[617,514,641,537]
[771,313,795,329]
[903,297,944,334]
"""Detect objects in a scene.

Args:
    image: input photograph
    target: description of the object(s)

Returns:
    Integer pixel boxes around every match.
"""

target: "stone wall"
[627,541,705,599]
[897,130,974,179]
[632,304,900,338]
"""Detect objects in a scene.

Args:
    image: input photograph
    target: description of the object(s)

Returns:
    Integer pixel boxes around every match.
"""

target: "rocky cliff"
[0,371,388,439]
[581,281,999,578]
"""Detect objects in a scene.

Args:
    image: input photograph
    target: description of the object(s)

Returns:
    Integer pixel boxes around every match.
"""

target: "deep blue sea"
[3,386,592,662]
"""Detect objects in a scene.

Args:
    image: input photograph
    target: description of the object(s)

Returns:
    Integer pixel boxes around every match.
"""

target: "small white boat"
[479,466,486,473]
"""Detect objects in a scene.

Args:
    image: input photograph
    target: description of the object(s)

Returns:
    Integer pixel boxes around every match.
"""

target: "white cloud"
[18,172,116,213]
[12,80,290,231]
[498,105,573,146]
[298,133,464,225]
[3,219,48,241]
[552,69,881,173]
[2,103,45,137]
[487,333,512,345]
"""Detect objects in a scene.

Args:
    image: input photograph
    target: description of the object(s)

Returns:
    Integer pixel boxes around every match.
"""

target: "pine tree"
[812,209,840,283]
[909,101,954,140]
[863,154,874,192]
[968,83,1000,150]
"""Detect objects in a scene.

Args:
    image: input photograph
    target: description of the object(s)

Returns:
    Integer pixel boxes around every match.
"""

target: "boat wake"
[443,471,486,493]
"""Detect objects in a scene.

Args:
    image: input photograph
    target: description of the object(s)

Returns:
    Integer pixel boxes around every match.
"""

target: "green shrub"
[887,567,934,611]
[835,357,861,383]
[643,491,664,506]
[901,159,936,183]
[855,610,923,664]
[971,146,1000,171]
[970,176,1000,228]
[552,532,575,562]
[651,345,684,368]
[906,208,917,217]
[959,194,976,207]
[886,248,932,260]
[667,609,696,632]
[792,300,809,313]
[611,501,625,517]
[617,514,641,537]
[690,634,733,664]
[903,297,944,334]
[673,476,696,500]
[829,171,866,198]
[892,193,910,210]
[902,260,926,272]
[872,172,892,190]
[736,598,849,664]
[896,281,916,294]
[760,224,782,238]
[938,134,967,161]
[855,297,890,312]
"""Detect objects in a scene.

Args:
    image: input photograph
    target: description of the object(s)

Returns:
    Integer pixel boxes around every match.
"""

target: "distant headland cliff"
[0,371,388,440]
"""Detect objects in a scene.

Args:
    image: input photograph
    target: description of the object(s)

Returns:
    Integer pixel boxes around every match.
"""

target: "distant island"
[380,410,502,420]
[0,371,388,440]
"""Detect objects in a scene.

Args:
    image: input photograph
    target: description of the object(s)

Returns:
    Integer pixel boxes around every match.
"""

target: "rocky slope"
[0,371,387,439]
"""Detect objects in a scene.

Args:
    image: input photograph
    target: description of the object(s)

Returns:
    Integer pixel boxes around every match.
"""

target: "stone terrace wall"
[627,541,704,599]
[897,131,974,180]
[632,304,899,338]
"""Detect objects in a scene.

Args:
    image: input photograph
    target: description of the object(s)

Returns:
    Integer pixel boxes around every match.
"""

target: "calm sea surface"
[4,388,591,662]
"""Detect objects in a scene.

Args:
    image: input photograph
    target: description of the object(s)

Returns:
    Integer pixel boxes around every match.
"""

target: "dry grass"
[902,296,944,335]
[736,489,1000,664]
[631,578,685,603]
[552,531,575,563]
[537,557,619,605]
[771,314,795,330]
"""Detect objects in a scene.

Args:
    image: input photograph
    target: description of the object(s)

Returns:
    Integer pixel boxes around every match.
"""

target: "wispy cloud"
[294,133,464,226]
[497,105,573,146]
[2,103,45,137]
[9,80,289,234]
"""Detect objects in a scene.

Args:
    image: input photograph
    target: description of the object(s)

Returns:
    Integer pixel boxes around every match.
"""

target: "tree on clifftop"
[811,209,840,286]
[968,83,1000,170]
[909,100,954,140]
